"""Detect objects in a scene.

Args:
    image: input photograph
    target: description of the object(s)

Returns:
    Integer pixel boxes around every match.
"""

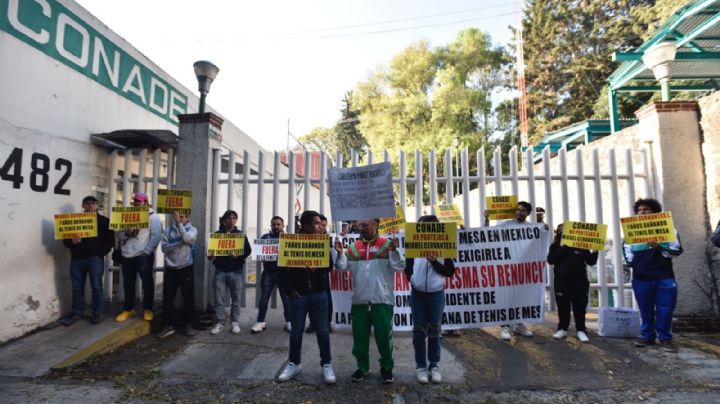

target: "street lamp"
[641,41,676,101]
[193,60,220,114]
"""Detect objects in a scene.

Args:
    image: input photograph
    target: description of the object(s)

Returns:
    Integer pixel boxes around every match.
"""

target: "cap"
[133,192,149,203]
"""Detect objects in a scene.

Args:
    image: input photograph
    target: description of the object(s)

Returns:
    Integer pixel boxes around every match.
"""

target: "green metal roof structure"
[608,0,720,132]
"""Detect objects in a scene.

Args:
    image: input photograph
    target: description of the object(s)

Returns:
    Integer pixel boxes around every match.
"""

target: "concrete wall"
[700,91,720,315]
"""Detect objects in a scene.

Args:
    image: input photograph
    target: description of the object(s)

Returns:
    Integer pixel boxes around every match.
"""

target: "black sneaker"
[659,340,677,352]
[61,313,82,326]
[91,314,102,324]
[381,368,394,384]
[183,325,197,337]
[306,323,316,333]
[157,326,176,339]
[634,338,655,347]
[351,369,367,382]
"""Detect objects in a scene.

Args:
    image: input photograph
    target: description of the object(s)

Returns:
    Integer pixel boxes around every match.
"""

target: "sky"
[75,0,517,152]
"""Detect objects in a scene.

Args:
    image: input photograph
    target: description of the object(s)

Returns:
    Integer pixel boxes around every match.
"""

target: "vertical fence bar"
[642,148,652,199]
[525,148,536,224]
[493,146,502,197]
[273,152,280,218]
[151,149,161,206]
[414,150,422,219]
[287,152,296,234]
[593,148,607,308]
[138,149,147,195]
[445,150,454,204]
[543,146,555,310]
[430,150,437,216]
[255,151,265,308]
[478,148,486,223]
[461,148,470,227]
[122,150,132,205]
[626,148,636,213]
[399,151,407,214]
[319,151,327,216]
[351,150,358,167]
[384,149,390,162]
[576,147,586,222]
[367,149,373,165]
[166,147,175,189]
[227,152,236,211]
[333,151,343,235]
[609,149,624,307]
[207,148,221,311]
[559,147,569,223]
[303,151,311,213]
[509,146,519,201]
[106,150,119,302]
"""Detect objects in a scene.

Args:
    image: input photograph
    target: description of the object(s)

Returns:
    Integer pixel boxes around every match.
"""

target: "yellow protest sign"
[485,195,518,220]
[110,206,149,230]
[560,220,607,251]
[156,189,192,214]
[208,233,246,256]
[378,206,405,234]
[54,212,98,240]
[278,234,330,268]
[404,222,457,259]
[621,212,676,244]
[435,203,464,225]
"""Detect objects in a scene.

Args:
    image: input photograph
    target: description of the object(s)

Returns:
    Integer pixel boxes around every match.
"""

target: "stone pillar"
[635,101,709,316]
[176,113,223,311]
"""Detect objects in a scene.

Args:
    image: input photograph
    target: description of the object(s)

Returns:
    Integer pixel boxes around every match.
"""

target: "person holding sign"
[277,211,336,384]
[208,210,252,335]
[623,198,683,352]
[404,215,455,384]
[60,196,114,326]
[334,218,404,384]
[547,224,598,343]
[115,193,163,323]
[306,214,334,334]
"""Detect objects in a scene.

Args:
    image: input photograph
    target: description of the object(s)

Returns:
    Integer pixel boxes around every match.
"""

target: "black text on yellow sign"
[560,220,607,251]
[620,212,676,244]
[404,222,457,259]
[208,233,246,256]
[435,203,464,225]
[378,206,406,234]
[110,206,149,230]
[54,212,98,240]
[485,195,518,220]
[278,234,330,268]
[156,189,192,214]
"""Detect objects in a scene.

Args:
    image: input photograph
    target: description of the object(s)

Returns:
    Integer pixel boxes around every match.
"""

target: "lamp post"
[193,60,220,114]
[641,41,676,102]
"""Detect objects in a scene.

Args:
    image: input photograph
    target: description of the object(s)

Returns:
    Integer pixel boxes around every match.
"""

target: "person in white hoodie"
[115,192,163,322]
[404,215,455,384]
[157,211,198,338]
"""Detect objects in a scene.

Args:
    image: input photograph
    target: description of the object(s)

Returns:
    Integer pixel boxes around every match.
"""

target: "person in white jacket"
[334,218,404,384]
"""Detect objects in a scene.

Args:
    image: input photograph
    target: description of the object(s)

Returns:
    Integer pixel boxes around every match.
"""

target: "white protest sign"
[328,162,395,221]
[251,238,279,261]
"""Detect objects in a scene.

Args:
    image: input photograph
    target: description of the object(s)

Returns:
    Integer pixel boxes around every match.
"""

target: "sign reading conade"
[328,162,396,221]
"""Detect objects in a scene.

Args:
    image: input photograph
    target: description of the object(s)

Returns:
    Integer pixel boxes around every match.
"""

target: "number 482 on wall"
[0,147,72,195]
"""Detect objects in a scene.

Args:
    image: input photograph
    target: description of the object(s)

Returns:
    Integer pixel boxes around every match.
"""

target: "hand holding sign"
[334,237,344,254]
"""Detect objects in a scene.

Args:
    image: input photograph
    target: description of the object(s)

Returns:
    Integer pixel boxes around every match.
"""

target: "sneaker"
[577,331,590,343]
[157,326,176,339]
[61,313,82,326]
[183,325,197,336]
[278,362,302,382]
[659,340,677,352]
[143,310,154,321]
[513,323,534,337]
[231,322,241,334]
[430,367,442,383]
[323,364,336,384]
[351,368,367,382]
[210,322,225,335]
[553,330,568,340]
[381,368,394,384]
[306,323,316,333]
[284,322,292,333]
[90,314,102,324]
[251,322,266,333]
[416,368,429,384]
[634,338,655,347]
[115,310,134,322]
[500,326,512,341]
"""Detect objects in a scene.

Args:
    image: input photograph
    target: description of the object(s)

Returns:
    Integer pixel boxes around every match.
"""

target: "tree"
[333,92,368,160]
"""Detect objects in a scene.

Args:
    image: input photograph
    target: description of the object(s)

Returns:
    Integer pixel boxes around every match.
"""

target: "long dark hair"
[219,210,238,232]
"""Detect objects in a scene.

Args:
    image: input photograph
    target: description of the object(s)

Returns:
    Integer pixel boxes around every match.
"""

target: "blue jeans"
[257,269,290,322]
[214,271,242,323]
[632,278,678,341]
[122,255,154,311]
[411,289,445,369]
[69,256,104,315]
[288,291,331,366]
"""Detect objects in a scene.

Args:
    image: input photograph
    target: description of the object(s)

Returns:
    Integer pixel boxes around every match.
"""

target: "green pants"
[351,303,394,373]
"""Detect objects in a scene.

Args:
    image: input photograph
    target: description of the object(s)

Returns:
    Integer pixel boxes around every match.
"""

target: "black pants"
[162,265,195,327]
[554,276,589,332]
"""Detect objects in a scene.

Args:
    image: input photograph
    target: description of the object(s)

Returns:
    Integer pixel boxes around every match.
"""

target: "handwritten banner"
[110,206,149,230]
[54,212,98,240]
[156,189,192,214]
[485,195,518,220]
[436,203,464,225]
[621,212,676,244]
[251,238,279,261]
[403,222,457,258]
[328,162,395,221]
[278,234,330,268]
[378,206,406,234]
[561,220,607,251]
[207,233,246,256]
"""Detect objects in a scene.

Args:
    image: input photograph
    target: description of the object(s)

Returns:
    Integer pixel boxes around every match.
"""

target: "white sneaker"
[577,331,590,343]
[251,322,266,333]
[231,322,241,334]
[322,364,336,384]
[278,362,302,382]
[513,323,534,337]
[500,326,512,340]
[430,367,442,383]
[553,330,568,340]
[284,322,292,333]
[210,322,224,335]
[416,368,429,384]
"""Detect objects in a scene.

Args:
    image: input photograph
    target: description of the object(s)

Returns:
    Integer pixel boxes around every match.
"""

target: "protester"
[623,198,682,352]
[116,192,163,322]
[405,215,455,384]
[208,210,252,335]
[277,210,335,384]
[61,195,114,325]
[536,206,546,223]
[340,222,350,236]
[251,216,291,334]
[334,218,404,384]
[306,213,334,334]
[547,223,598,343]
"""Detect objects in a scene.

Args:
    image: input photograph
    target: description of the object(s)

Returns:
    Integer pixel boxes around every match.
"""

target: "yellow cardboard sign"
[278,234,330,268]
[156,189,192,214]
[54,212,98,240]
[208,233,246,256]
[378,206,406,234]
[485,195,518,220]
[435,203,464,225]
[560,220,607,251]
[621,212,676,244]
[110,206,149,230]
[404,222,457,259]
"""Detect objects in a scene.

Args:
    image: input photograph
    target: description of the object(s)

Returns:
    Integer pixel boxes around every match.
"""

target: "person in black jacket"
[61,195,114,325]
[547,223,598,343]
